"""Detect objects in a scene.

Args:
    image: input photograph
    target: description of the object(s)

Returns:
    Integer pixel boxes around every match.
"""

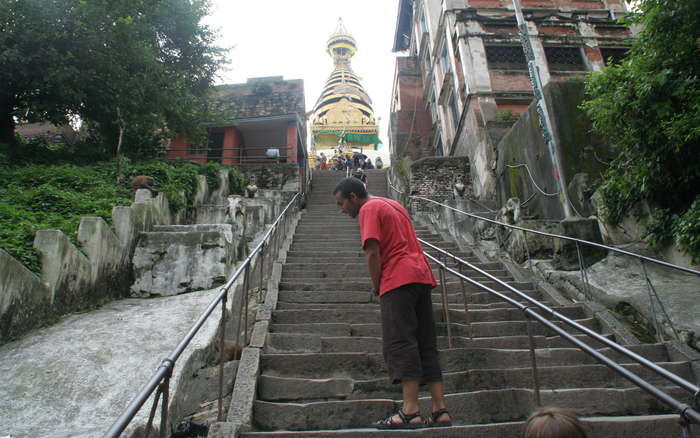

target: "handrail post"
[243,264,250,345]
[574,242,591,300]
[457,262,472,340]
[159,373,171,438]
[640,259,681,342]
[524,309,542,407]
[439,266,453,349]
[217,291,228,421]
[259,243,265,303]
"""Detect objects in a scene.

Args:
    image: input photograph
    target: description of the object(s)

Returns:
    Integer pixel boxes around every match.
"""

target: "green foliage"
[673,197,700,264]
[0,159,231,272]
[495,110,520,123]
[200,161,223,191]
[582,0,700,261]
[229,167,245,195]
[0,0,228,157]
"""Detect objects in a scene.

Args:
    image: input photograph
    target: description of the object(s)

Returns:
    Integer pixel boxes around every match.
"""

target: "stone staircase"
[240,169,692,437]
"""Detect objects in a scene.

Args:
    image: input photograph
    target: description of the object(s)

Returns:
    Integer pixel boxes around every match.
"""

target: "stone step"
[264,332,661,356]
[284,254,482,265]
[272,288,537,306]
[277,280,534,294]
[241,414,681,437]
[269,318,600,338]
[260,347,673,381]
[270,306,586,325]
[252,387,686,430]
[275,299,550,310]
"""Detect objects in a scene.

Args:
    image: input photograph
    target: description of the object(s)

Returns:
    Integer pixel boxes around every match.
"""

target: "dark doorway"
[207,131,224,163]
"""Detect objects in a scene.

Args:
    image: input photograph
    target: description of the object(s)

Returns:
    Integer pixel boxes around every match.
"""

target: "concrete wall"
[495,80,613,220]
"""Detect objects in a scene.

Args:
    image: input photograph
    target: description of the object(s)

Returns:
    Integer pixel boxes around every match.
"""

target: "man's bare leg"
[428,381,451,423]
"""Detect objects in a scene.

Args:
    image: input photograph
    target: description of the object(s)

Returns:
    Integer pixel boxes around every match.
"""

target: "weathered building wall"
[389,56,434,162]
[495,81,613,220]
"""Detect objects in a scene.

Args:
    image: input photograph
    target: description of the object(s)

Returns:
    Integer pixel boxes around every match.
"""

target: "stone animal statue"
[453,176,467,199]
[498,197,521,225]
[213,337,243,362]
[245,176,258,199]
[131,175,158,195]
[568,172,595,217]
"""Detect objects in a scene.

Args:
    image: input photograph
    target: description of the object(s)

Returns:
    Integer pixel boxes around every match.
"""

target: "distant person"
[363,158,374,170]
[523,408,588,438]
[319,152,328,170]
[352,169,367,187]
[375,156,384,169]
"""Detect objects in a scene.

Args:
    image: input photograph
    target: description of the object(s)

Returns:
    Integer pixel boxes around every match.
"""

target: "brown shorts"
[380,283,443,384]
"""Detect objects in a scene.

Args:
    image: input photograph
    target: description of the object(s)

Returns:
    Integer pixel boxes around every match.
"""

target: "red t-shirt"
[359,197,437,295]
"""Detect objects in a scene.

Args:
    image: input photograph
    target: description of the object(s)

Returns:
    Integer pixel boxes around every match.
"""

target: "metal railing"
[387,180,700,343]
[167,145,296,165]
[386,179,700,434]
[103,193,301,438]
[421,239,700,434]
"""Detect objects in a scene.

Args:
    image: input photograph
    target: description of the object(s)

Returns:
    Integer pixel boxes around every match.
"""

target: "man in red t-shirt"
[333,177,451,429]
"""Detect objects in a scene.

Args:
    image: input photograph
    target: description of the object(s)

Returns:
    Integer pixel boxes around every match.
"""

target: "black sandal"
[375,409,425,429]
[428,408,452,427]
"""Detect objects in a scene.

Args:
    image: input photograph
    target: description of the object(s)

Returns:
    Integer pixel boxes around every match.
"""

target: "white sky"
[205,0,399,165]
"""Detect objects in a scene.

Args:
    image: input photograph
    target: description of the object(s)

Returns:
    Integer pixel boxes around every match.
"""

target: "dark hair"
[523,408,588,438]
[333,177,368,199]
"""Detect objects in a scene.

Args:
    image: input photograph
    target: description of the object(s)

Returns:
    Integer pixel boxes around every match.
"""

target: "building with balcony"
[167,76,307,165]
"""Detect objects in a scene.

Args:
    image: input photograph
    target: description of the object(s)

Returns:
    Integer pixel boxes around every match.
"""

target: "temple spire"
[310,18,380,154]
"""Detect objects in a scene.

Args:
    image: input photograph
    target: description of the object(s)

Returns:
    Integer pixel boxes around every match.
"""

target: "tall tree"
[0,0,227,169]
[582,0,700,258]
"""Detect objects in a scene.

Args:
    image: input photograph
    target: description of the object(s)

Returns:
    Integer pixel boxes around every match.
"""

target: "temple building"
[310,19,380,162]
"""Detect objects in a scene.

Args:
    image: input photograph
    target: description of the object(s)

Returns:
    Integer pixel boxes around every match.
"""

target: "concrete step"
[265,332,663,357]
[260,347,674,381]
[270,306,587,325]
[275,299,551,310]
[269,318,601,338]
[277,280,534,294]
[241,414,681,437]
[251,387,685,430]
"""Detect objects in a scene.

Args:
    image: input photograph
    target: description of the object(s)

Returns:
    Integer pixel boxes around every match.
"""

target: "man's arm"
[363,238,381,293]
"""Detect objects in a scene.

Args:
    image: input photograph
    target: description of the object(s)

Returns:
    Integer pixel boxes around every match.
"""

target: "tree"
[582,0,700,260]
[0,0,227,173]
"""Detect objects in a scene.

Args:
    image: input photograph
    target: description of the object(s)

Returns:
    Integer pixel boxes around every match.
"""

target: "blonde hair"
[523,408,588,438]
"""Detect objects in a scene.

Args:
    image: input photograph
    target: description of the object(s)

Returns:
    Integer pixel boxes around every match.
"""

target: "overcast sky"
[205,0,399,164]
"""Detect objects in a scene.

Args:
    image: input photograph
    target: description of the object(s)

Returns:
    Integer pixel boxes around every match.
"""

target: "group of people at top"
[315,151,383,171]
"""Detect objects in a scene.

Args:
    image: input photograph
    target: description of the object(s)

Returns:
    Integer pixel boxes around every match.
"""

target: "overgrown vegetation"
[582,0,700,262]
[0,157,243,273]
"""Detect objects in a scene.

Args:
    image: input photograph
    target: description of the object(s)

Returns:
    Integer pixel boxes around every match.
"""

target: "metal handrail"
[386,181,699,277]
[421,238,700,395]
[103,193,300,438]
[423,245,700,426]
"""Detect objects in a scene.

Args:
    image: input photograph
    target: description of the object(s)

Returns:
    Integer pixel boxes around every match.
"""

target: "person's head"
[523,408,588,438]
[333,177,368,218]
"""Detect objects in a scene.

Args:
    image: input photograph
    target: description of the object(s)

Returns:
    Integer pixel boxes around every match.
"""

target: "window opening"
[600,47,628,66]
[545,46,585,71]
[485,46,527,70]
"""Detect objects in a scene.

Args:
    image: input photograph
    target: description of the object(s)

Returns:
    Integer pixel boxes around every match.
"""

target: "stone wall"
[495,80,614,220]
[0,172,230,344]
[233,163,299,192]
[409,156,471,206]
[209,77,305,120]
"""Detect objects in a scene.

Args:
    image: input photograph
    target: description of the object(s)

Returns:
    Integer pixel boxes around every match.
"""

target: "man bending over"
[333,177,452,429]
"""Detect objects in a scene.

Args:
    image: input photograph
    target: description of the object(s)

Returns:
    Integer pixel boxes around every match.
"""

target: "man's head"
[333,177,368,218]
